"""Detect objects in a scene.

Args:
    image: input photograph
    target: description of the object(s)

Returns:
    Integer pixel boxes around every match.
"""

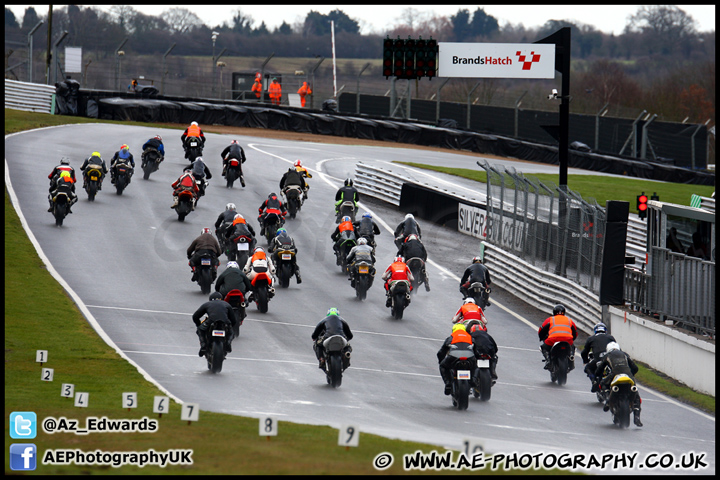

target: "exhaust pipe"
[612,385,619,392]
[344,350,352,358]
[631,385,637,392]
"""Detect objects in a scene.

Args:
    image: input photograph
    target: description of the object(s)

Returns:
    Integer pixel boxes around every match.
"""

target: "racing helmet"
[463,297,476,305]
[253,247,264,253]
[276,228,287,236]
[120,144,129,150]
[269,193,277,198]
[394,256,404,263]
[195,156,203,163]
[342,216,351,223]
[362,212,372,219]
[327,307,340,316]
[191,121,198,126]
[154,135,162,142]
[552,304,566,316]
[91,151,101,158]
[405,213,414,221]
[344,178,353,187]
[594,322,607,335]
[226,261,239,269]
[294,160,302,167]
[605,342,620,353]
[472,256,483,264]
[60,158,70,165]
[201,227,211,236]
[226,203,236,211]
[231,140,239,145]
[357,237,368,245]
[233,214,246,225]
[209,292,223,301]
[452,323,466,333]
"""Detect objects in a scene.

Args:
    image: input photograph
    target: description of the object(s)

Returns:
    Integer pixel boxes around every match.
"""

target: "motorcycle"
[472,352,494,401]
[584,353,607,404]
[142,148,163,180]
[174,190,196,222]
[602,372,638,428]
[321,335,351,388]
[351,260,375,301]
[114,164,132,195]
[388,280,411,320]
[223,289,247,338]
[447,348,476,410]
[546,341,573,386]
[203,318,232,374]
[249,268,274,313]
[193,177,208,205]
[283,186,304,219]
[466,281,491,309]
[191,253,217,295]
[334,233,357,274]
[51,191,71,227]
[262,213,284,245]
[406,257,427,293]
[275,248,298,288]
[227,234,253,267]
[335,200,357,223]
[223,157,243,188]
[185,137,203,163]
[84,167,103,201]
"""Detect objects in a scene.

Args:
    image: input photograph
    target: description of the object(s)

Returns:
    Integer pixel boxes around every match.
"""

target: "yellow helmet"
[452,323,466,333]
[91,151,101,158]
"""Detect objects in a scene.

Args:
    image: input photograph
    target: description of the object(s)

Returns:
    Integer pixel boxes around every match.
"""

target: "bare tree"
[626,5,698,55]
[108,5,137,34]
[163,7,204,34]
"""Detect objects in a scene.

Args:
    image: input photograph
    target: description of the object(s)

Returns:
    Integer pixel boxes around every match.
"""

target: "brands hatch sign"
[438,43,555,79]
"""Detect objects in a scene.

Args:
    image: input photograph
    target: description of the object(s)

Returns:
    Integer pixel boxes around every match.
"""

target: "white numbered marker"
[61,383,74,398]
[181,403,199,422]
[259,416,278,437]
[75,392,89,408]
[462,437,485,458]
[122,392,137,409]
[153,396,170,415]
[41,368,54,382]
[36,350,48,363]
[338,425,359,447]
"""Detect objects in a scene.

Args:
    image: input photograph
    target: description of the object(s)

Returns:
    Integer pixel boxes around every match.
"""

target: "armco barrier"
[354,162,403,206]
[5,79,56,114]
[483,241,601,333]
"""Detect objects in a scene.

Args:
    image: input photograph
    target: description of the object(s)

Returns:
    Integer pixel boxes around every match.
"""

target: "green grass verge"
[395,162,715,209]
[5,109,569,475]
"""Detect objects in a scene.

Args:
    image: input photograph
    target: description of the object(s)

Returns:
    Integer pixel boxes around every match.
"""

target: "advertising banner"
[438,43,555,79]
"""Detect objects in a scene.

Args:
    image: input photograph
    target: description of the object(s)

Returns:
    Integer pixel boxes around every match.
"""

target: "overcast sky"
[7,5,716,36]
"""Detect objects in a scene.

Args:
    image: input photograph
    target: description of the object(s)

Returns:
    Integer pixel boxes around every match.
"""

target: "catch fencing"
[477,158,607,295]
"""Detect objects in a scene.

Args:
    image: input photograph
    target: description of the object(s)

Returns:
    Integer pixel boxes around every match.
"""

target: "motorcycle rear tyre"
[455,380,470,410]
[392,292,406,320]
[256,286,268,313]
[555,356,568,386]
[54,204,67,226]
[356,275,369,301]
[615,401,631,428]
[210,340,224,373]
[280,263,292,288]
[329,352,343,388]
[198,268,212,295]
[477,369,492,401]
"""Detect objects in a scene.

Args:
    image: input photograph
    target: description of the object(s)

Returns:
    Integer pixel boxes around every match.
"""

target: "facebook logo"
[10,444,37,471]
[10,411,37,439]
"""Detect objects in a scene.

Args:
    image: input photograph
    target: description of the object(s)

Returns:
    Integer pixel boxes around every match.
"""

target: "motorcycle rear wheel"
[198,268,212,295]
[256,286,268,313]
[280,263,292,288]
[615,401,631,428]
[455,380,470,410]
[392,292,406,320]
[54,204,67,226]
[555,356,568,386]
[328,352,343,388]
[476,369,492,401]
[210,340,224,373]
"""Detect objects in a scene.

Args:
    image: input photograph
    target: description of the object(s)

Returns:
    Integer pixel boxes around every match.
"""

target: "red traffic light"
[638,195,648,211]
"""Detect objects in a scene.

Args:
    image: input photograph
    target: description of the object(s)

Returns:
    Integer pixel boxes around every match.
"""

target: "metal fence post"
[27,20,44,83]
[466,81,481,129]
[356,62,371,114]
[514,91,527,138]
[161,43,176,96]
[595,103,609,151]
[435,78,450,124]
[640,113,657,160]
